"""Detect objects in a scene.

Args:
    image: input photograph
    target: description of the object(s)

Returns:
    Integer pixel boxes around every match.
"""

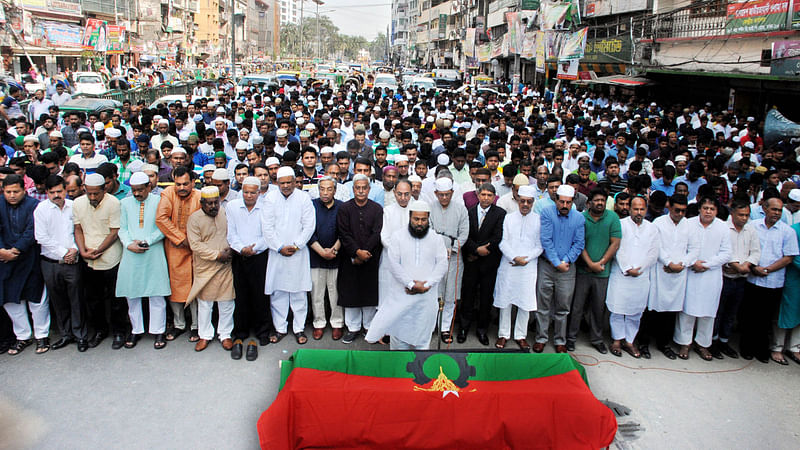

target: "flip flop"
[694,345,713,361]
[623,343,641,358]
[295,332,308,345]
[678,345,690,360]
[269,331,286,344]
[610,343,623,357]
[165,327,185,341]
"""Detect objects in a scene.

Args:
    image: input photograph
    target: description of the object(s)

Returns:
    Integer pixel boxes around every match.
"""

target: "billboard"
[582,34,632,64]
[725,0,789,35]
[770,40,800,76]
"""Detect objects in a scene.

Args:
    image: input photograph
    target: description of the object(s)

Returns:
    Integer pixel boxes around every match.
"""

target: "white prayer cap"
[105,128,122,138]
[743,141,755,149]
[242,176,260,187]
[50,130,63,138]
[158,118,170,126]
[320,146,334,154]
[518,185,536,199]
[392,119,401,126]
[576,152,590,160]
[201,186,219,198]
[94,122,105,131]
[408,175,422,183]
[358,105,366,113]
[212,168,229,181]
[276,129,288,138]
[253,136,264,145]
[556,184,576,198]
[265,157,280,167]
[463,123,472,129]
[327,100,334,106]
[437,154,450,166]
[434,177,453,192]
[296,117,305,125]
[373,106,381,112]
[674,155,687,162]
[732,135,741,143]
[235,116,243,125]
[512,174,530,186]
[142,164,159,173]
[85,173,106,186]
[23,135,39,144]
[789,189,800,202]
[276,166,295,180]
[305,123,316,131]
[408,200,430,213]
[600,121,610,128]
[177,130,190,141]
[235,140,249,150]
[214,116,226,124]
[747,116,756,122]
[352,173,370,183]
[379,130,391,140]
[129,172,150,186]
[171,147,187,155]
[394,154,408,162]
[568,139,580,147]
[202,164,217,173]
[154,115,163,121]
[426,116,434,123]
[128,160,144,173]
[216,106,226,113]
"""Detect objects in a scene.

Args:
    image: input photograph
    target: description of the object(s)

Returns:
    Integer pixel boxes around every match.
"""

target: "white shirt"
[494,211,543,311]
[51,92,72,106]
[225,198,268,255]
[747,218,799,289]
[648,215,691,312]
[29,98,54,122]
[496,192,518,214]
[684,217,733,317]
[262,188,316,294]
[34,199,77,260]
[607,217,659,316]
[69,152,108,171]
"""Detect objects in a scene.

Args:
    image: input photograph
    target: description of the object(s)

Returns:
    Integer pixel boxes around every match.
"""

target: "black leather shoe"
[112,334,125,350]
[52,336,75,350]
[592,342,608,354]
[77,339,89,352]
[246,340,258,361]
[258,335,270,346]
[456,329,468,344]
[89,331,107,348]
[639,345,651,359]
[231,339,243,360]
[566,340,576,352]
[477,332,489,346]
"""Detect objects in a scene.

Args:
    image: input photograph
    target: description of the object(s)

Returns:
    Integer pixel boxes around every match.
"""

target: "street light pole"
[231,0,236,81]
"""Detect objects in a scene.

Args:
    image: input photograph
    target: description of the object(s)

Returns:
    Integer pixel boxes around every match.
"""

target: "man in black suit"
[458,183,506,345]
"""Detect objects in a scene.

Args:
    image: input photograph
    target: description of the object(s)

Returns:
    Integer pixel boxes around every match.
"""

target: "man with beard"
[613,192,631,219]
[606,196,659,358]
[378,179,412,311]
[116,172,171,349]
[366,200,448,350]
[186,186,236,352]
[156,167,201,342]
[73,173,126,349]
[337,174,383,344]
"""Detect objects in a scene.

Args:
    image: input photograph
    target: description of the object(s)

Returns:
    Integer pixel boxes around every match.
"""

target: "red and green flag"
[258,349,617,449]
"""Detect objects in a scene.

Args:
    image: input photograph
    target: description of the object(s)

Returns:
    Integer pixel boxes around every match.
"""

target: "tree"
[279,14,370,61]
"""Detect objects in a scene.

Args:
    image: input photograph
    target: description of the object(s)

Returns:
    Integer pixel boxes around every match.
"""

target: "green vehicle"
[58,98,123,116]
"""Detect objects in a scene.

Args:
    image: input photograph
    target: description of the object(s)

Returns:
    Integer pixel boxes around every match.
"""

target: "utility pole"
[512,0,520,94]
[300,0,304,65]
[231,0,236,81]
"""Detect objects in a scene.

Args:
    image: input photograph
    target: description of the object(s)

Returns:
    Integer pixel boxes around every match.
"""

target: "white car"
[373,74,398,91]
[408,77,436,91]
[150,95,199,109]
[73,72,107,95]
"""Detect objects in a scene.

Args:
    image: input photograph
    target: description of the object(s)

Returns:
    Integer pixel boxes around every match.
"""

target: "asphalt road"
[1,330,798,449]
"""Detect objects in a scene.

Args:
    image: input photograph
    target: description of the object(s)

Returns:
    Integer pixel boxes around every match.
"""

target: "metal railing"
[642,0,728,40]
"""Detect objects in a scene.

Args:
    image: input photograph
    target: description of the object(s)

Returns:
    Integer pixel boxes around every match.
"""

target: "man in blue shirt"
[535,184,585,353]
[651,165,677,196]
[674,161,707,199]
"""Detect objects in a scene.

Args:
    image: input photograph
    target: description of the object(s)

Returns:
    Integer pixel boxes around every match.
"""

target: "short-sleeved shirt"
[2,96,23,119]
[72,193,123,270]
[578,208,622,277]
[747,218,800,289]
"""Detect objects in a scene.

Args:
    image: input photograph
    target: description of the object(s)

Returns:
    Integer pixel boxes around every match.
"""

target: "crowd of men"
[1,78,799,366]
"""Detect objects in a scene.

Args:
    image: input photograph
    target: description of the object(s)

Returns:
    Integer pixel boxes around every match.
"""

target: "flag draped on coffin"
[257,349,617,449]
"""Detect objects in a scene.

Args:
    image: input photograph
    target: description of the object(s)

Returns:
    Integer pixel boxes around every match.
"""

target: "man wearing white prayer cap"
[262,163,315,344]
[225,175,272,358]
[533,181,585,354]
[211,167,240,207]
[116,170,171,349]
[151,117,178,151]
[493,184,542,350]
[428,173,469,344]
[365,199,448,350]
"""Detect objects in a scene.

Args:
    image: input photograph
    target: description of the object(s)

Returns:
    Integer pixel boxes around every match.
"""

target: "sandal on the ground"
[770,351,789,365]
[678,345,690,360]
[269,331,286,344]
[154,334,167,350]
[125,334,141,349]
[295,332,307,345]
[188,329,200,342]
[7,339,32,355]
[610,342,623,357]
[694,345,713,361]
[441,332,453,344]
[165,327,185,341]
[623,342,641,358]
[35,338,50,354]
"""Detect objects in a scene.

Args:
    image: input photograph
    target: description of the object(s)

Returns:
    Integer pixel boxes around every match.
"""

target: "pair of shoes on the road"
[231,339,258,361]
[564,340,608,355]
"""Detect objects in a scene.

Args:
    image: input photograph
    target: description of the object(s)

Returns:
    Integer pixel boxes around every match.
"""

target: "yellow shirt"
[72,193,123,270]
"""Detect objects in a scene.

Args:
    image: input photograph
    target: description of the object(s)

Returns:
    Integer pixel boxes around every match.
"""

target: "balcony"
[82,0,132,17]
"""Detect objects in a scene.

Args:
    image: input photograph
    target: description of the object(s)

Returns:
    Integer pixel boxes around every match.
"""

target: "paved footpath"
[1,332,798,449]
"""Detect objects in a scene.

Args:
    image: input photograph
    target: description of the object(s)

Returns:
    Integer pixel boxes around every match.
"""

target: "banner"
[522,0,541,10]
[521,32,537,59]
[771,40,800,75]
[545,31,566,59]
[583,34,632,63]
[477,44,491,63]
[438,14,447,39]
[726,0,789,35]
[505,12,521,54]
[540,1,573,30]
[535,31,546,72]
[491,35,504,58]
[82,18,107,51]
[106,25,125,55]
[557,59,579,80]
[19,0,81,16]
[465,28,476,57]
[558,27,588,60]
[41,21,83,48]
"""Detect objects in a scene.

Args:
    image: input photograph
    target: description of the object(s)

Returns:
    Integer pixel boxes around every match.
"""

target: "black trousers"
[232,252,273,340]
[459,260,499,333]
[42,260,88,339]
[83,263,129,336]
[0,306,14,347]
[740,283,782,359]
[638,310,676,349]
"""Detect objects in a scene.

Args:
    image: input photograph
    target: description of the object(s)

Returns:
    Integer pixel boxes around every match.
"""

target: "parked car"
[58,98,122,116]
[73,72,108,95]
[433,69,462,90]
[373,74,398,91]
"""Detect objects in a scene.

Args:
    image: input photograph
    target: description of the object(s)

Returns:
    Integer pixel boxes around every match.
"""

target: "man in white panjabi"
[366,201,449,350]
[675,197,732,360]
[378,179,412,307]
[606,196,659,358]
[262,166,316,344]
[493,185,542,350]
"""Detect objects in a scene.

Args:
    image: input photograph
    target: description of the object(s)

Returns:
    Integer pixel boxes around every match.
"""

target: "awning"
[584,75,655,87]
